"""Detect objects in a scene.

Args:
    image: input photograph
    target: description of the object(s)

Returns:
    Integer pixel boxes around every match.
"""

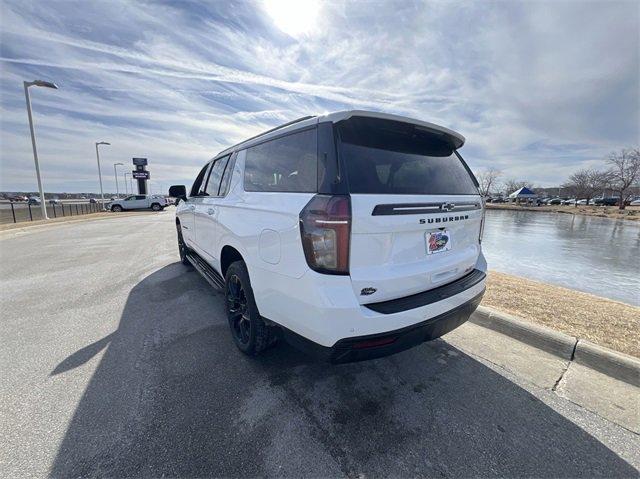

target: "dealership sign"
[132,157,148,166]
[132,171,150,179]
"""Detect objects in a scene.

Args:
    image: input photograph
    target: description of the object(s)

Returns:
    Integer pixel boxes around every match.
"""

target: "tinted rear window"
[338,117,478,195]
[244,128,317,192]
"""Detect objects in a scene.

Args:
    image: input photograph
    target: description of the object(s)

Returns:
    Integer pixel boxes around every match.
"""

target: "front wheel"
[111,205,123,212]
[225,261,275,356]
[151,203,162,211]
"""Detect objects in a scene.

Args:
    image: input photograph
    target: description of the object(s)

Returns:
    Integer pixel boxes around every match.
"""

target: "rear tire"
[111,205,123,212]
[225,261,275,356]
[151,203,162,211]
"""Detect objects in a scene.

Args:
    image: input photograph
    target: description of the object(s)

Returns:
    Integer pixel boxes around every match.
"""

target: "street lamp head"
[114,162,124,166]
[96,141,111,146]
[29,80,59,89]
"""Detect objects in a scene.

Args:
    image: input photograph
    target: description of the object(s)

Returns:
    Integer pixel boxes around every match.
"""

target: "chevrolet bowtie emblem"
[441,203,455,212]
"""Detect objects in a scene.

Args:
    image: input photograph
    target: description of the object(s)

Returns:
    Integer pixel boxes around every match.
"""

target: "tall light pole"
[124,172,131,195]
[95,142,110,210]
[113,162,124,198]
[24,79,58,220]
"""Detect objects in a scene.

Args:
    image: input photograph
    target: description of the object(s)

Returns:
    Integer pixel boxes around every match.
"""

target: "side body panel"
[215,150,315,328]
[176,198,196,246]
[191,195,213,261]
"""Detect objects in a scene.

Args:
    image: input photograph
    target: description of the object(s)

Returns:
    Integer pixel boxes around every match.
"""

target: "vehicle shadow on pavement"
[50,263,637,478]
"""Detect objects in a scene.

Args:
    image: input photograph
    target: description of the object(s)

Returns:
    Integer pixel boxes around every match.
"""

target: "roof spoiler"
[323,110,466,149]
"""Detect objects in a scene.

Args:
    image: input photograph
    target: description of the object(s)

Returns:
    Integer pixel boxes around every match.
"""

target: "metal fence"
[0,201,106,225]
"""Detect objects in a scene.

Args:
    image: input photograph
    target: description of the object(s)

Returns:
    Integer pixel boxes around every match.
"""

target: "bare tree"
[476,168,502,196]
[561,168,609,206]
[606,148,640,209]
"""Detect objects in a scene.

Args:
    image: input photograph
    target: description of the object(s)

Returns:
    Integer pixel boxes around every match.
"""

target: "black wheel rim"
[227,274,251,345]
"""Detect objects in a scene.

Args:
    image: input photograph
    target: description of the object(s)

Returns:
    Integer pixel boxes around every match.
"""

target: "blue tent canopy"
[509,186,536,198]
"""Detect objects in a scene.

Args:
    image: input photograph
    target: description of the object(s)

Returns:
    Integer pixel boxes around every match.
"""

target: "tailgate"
[349,194,483,304]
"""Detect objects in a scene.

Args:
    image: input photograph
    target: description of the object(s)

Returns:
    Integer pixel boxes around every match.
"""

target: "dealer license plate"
[426,230,452,255]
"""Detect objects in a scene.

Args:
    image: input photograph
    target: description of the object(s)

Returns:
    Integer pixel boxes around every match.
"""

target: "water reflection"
[483,210,640,305]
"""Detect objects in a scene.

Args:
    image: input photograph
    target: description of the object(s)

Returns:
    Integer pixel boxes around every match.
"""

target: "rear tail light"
[299,195,351,275]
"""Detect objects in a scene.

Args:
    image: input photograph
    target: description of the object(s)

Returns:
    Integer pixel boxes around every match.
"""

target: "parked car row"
[490,196,639,207]
[6,196,103,204]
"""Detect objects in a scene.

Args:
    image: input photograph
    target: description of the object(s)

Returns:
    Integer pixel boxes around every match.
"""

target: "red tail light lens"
[299,195,351,275]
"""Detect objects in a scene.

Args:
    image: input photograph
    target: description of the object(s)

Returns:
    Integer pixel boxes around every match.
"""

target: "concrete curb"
[469,306,640,387]
[470,306,577,360]
[573,339,640,387]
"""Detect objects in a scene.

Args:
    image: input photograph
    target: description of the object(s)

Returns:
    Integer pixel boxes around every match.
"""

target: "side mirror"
[169,185,187,202]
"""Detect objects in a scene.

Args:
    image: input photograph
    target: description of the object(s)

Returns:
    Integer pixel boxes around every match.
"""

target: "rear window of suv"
[337,117,478,195]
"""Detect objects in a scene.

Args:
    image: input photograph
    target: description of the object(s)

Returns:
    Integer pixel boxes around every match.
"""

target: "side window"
[190,162,212,197]
[198,162,213,196]
[218,155,235,196]
[205,155,230,196]
[135,195,146,200]
[244,128,317,192]
[124,196,134,201]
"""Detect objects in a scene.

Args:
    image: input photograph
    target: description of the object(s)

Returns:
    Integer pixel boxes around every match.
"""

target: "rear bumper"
[363,269,485,314]
[278,290,484,363]
[251,254,487,349]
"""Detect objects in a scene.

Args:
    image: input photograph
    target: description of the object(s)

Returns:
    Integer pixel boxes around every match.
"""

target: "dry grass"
[486,203,640,221]
[482,271,640,358]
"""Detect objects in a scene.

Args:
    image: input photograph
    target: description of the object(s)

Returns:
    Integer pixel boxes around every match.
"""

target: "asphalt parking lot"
[1,211,638,478]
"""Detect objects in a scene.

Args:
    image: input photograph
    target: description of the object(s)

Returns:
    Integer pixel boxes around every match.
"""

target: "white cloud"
[0,0,638,193]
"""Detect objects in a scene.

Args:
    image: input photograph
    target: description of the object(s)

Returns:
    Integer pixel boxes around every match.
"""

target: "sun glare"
[263,0,320,37]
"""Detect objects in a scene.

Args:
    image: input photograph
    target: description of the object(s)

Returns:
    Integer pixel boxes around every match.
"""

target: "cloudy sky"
[0,0,638,193]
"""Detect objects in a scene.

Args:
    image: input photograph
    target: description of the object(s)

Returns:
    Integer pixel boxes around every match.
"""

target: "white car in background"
[107,194,167,212]
[170,110,487,363]
[630,198,640,206]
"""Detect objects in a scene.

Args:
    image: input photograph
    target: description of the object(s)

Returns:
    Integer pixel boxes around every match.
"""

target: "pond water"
[482,209,640,306]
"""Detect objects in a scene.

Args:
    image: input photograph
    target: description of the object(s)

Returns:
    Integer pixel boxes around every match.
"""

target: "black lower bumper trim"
[277,290,484,364]
[363,269,486,314]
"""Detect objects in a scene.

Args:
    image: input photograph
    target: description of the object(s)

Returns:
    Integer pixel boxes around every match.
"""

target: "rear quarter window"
[244,128,317,193]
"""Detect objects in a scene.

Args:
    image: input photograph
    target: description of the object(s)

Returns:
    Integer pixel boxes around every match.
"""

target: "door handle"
[207,208,215,216]
[189,205,195,211]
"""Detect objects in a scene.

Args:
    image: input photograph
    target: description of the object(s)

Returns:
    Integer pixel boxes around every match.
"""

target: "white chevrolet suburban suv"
[170,111,486,363]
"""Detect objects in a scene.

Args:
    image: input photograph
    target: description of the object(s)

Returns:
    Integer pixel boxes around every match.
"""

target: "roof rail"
[239,115,316,146]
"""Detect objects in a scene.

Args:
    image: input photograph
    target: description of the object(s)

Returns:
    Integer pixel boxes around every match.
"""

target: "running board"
[185,252,225,289]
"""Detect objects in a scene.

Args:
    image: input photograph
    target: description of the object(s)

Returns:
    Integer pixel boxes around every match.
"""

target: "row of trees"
[476,171,534,199]
[475,148,640,210]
